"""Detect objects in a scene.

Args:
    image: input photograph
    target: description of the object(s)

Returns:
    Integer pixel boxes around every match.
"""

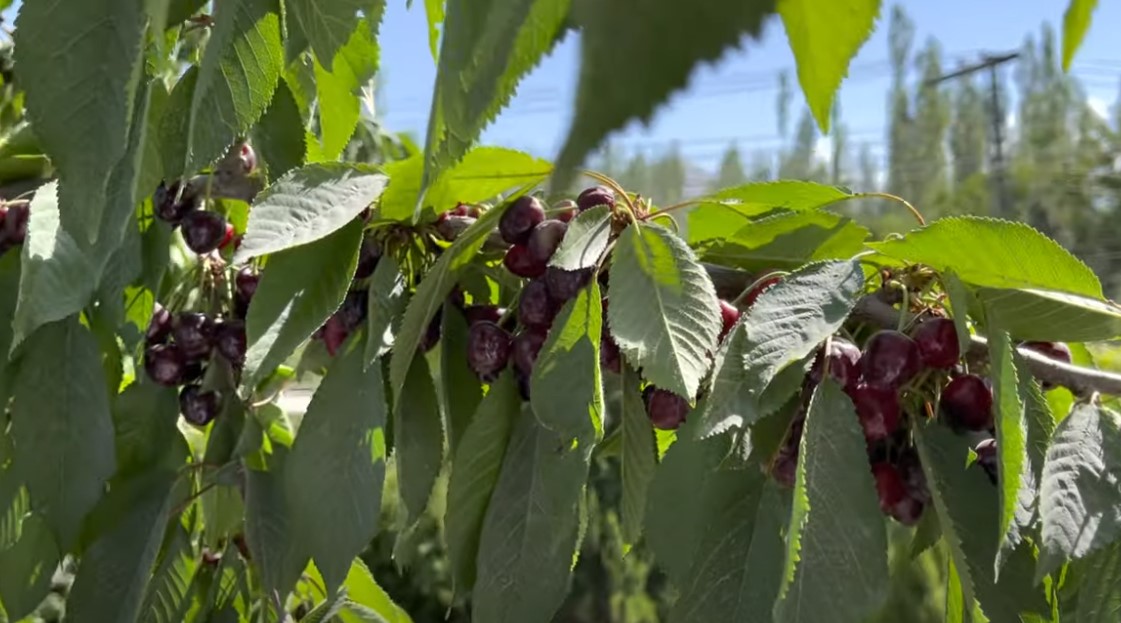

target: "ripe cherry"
[601,331,621,374]
[238,143,257,174]
[182,210,229,254]
[498,196,546,244]
[1021,341,1072,364]
[941,374,993,431]
[146,304,173,345]
[545,266,592,303]
[744,275,781,307]
[809,338,862,391]
[718,299,741,340]
[467,321,511,381]
[179,385,221,426]
[144,344,186,387]
[419,307,443,352]
[861,330,922,390]
[503,243,546,278]
[871,462,907,514]
[3,203,28,244]
[974,438,998,484]
[512,329,548,376]
[527,219,567,264]
[154,181,197,224]
[643,386,689,430]
[337,289,369,332]
[215,319,247,365]
[848,383,900,442]
[173,312,215,361]
[911,318,960,369]
[354,238,381,279]
[771,445,799,488]
[576,186,615,212]
[235,266,259,301]
[518,279,557,329]
[219,223,236,250]
[320,315,349,356]
[553,199,578,223]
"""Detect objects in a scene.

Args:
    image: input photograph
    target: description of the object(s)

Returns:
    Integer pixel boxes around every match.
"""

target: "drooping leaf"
[620,364,657,545]
[700,210,870,273]
[139,526,198,623]
[243,220,363,387]
[868,217,1103,297]
[531,281,604,442]
[0,513,58,621]
[774,379,888,623]
[441,304,483,454]
[338,558,414,623]
[285,0,368,71]
[1074,540,1121,622]
[236,164,386,261]
[311,15,382,160]
[549,206,612,271]
[608,222,721,399]
[987,329,1033,574]
[14,0,147,242]
[66,471,178,623]
[112,381,185,478]
[1038,403,1121,580]
[11,317,115,549]
[778,0,880,131]
[670,478,788,623]
[686,181,853,244]
[1061,0,1099,71]
[555,0,774,184]
[395,354,444,524]
[252,81,307,182]
[186,0,282,175]
[975,287,1121,342]
[422,0,569,195]
[285,334,387,593]
[472,414,591,623]
[244,452,309,601]
[364,256,409,367]
[445,371,520,597]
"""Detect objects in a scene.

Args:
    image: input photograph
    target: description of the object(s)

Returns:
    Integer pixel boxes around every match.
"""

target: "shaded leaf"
[364,256,409,367]
[441,304,483,454]
[700,210,870,273]
[987,330,1033,574]
[686,181,853,244]
[139,526,198,623]
[975,287,1121,342]
[244,452,308,600]
[251,81,307,182]
[112,381,184,478]
[549,206,612,271]
[620,364,657,545]
[285,0,367,71]
[1074,540,1121,622]
[0,513,58,621]
[395,354,444,524]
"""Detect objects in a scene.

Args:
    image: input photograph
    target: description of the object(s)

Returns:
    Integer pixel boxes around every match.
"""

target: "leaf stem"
[643,199,703,218]
[856,192,926,226]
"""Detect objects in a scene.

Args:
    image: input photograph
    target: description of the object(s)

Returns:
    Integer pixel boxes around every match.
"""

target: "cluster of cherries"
[153,144,257,254]
[313,235,383,356]
[0,201,29,257]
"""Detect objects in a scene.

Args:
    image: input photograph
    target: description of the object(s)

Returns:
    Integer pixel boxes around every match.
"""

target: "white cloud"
[814,136,831,163]
[1088,96,1111,120]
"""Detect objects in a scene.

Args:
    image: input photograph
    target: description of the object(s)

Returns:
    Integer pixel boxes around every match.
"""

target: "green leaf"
[10,182,97,353]
[235,164,387,261]
[423,0,569,194]
[112,381,185,478]
[943,270,975,357]
[444,371,520,598]
[670,477,788,623]
[555,0,774,184]
[1061,0,1098,71]
[364,256,408,367]
[693,321,754,438]
[157,67,197,181]
[686,181,854,244]
[389,198,512,398]
[0,253,20,401]
[14,0,147,242]
[974,287,1121,342]
[11,317,115,549]
[441,304,483,454]
[773,379,888,623]
[422,0,445,59]
[620,364,657,545]
[1038,403,1121,579]
[868,217,1103,298]
[778,0,880,131]
[472,414,591,623]
[311,15,382,160]
[700,210,870,273]
[285,0,368,71]
[140,526,198,623]
[66,471,177,623]
[338,558,414,623]
[1074,540,1121,622]
[244,452,309,600]
[395,354,444,524]
[285,333,388,593]
[244,219,363,387]
[608,222,721,399]
[531,281,604,442]
[186,0,282,175]
[252,81,307,182]
[0,514,58,621]
[1016,350,1056,493]
[987,330,1033,575]
[549,206,612,271]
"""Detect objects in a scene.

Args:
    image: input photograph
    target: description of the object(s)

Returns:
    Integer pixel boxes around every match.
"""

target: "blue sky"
[376,1,1121,170]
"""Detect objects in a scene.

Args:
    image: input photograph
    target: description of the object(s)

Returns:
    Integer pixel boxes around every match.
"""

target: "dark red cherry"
[601,331,621,374]
[576,186,615,212]
[467,321,512,382]
[553,199,578,223]
[860,330,922,390]
[911,318,960,369]
[144,344,186,387]
[809,338,862,392]
[354,238,381,279]
[848,383,900,442]
[1021,341,1072,365]
[215,319,247,365]
[154,181,198,224]
[235,266,259,301]
[173,312,215,361]
[518,279,557,329]
[512,329,548,377]
[146,304,174,345]
[744,275,781,308]
[527,219,567,264]
[545,266,592,303]
[643,386,689,430]
[179,385,221,426]
[3,203,28,244]
[498,196,546,245]
[940,374,993,431]
[718,300,741,341]
[238,143,257,174]
[974,438,998,484]
[182,210,229,254]
[503,244,546,279]
[871,462,907,514]
[320,315,349,357]
[419,307,443,352]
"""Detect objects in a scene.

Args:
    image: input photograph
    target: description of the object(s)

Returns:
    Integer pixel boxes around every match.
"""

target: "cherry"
[890,494,925,526]
[643,386,689,430]
[219,223,236,250]
[467,321,512,381]
[897,448,931,506]
[718,300,741,340]
[337,289,369,332]
[233,533,251,560]
[743,275,781,308]
[809,338,862,391]
[553,199,578,223]
[183,360,205,383]
[974,438,998,484]
[576,186,615,212]
[848,383,900,442]
[515,368,532,401]
[154,181,197,224]
[527,219,567,264]
[601,331,621,374]
[146,303,173,345]
[911,318,960,369]
[512,329,548,376]
[498,196,546,244]
[434,210,463,241]
[861,330,922,390]
[235,266,259,301]
[419,307,443,352]
[320,315,349,356]
[771,445,799,488]
[173,312,215,361]
[354,238,381,279]
[182,210,229,254]
[215,319,247,365]
[238,143,257,174]
[518,279,557,329]
[201,549,222,566]
[1021,341,1072,364]
[464,305,504,326]
[179,385,221,426]
[503,243,546,278]
[144,344,186,387]
[545,266,592,303]
[871,462,907,514]
[452,203,471,216]
[3,203,28,244]
[940,374,993,431]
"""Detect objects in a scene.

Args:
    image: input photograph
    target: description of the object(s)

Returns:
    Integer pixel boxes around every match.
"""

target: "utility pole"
[927,51,1019,218]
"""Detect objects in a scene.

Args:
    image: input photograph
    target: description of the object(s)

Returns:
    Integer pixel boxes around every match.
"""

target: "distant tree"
[712,143,748,190]
[653,142,687,204]
[949,76,988,186]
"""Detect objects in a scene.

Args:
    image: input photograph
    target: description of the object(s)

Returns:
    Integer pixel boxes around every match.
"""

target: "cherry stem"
[580,169,638,218]
[646,211,679,233]
[856,192,926,226]
[730,270,790,307]
[646,199,703,218]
